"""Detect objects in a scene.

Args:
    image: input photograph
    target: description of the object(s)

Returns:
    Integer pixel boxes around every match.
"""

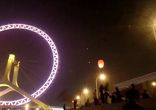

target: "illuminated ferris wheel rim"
[0,23,59,106]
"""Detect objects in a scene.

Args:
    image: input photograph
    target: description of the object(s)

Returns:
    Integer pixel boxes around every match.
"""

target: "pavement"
[70,98,156,110]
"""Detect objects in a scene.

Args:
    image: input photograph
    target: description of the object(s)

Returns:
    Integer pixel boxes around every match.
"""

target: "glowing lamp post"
[76,95,80,100]
[72,100,74,103]
[83,88,89,95]
[153,20,156,40]
[96,59,106,98]
[25,104,29,110]
[75,95,81,107]
[99,73,106,81]
[152,81,156,87]
[83,88,89,100]
[151,81,156,96]
[81,88,89,104]
[36,108,40,110]
[98,59,104,69]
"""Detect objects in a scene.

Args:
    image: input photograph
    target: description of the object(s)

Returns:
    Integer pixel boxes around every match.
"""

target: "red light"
[98,59,104,69]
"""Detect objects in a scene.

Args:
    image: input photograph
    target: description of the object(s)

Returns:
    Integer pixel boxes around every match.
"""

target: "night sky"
[0,0,156,106]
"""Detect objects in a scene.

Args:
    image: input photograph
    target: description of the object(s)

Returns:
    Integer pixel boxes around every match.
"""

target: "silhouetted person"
[63,104,66,110]
[93,89,99,105]
[99,84,105,104]
[73,99,77,109]
[115,87,122,102]
[85,98,89,106]
[142,90,150,99]
[110,92,116,103]
[104,90,109,103]
[123,84,144,110]
[126,84,140,101]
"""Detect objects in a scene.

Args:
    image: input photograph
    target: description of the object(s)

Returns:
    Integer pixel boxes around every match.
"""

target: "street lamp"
[83,88,90,99]
[152,81,156,87]
[76,95,80,100]
[83,88,89,95]
[153,20,156,40]
[151,81,156,96]
[96,59,105,98]
[75,95,81,107]
[96,73,107,98]
[36,108,40,110]
[25,104,29,110]
[99,73,106,80]
[72,100,74,103]
[82,88,90,105]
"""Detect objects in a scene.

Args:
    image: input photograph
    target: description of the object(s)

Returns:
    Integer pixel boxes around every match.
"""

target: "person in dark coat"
[115,87,122,102]
[103,90,109,103]
[123,84,144,110]
[73,99,77,109]
[63,104,66,110]
[99,84,105,104]
[93,89,99,105]
[126,84,140,101]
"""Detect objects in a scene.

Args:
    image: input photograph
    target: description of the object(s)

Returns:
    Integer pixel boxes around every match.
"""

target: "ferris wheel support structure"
[0,54,52,110]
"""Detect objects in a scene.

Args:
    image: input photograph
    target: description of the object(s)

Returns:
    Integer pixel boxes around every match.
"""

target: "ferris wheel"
[0,23,59,109]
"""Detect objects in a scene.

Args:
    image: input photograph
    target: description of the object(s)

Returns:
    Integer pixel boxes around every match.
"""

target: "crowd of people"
[91,83,150,110]
[67,83,151,110]
[97,84,149,104]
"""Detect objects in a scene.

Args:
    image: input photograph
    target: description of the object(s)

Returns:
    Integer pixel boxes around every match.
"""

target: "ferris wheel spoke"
[0,88,12,97]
